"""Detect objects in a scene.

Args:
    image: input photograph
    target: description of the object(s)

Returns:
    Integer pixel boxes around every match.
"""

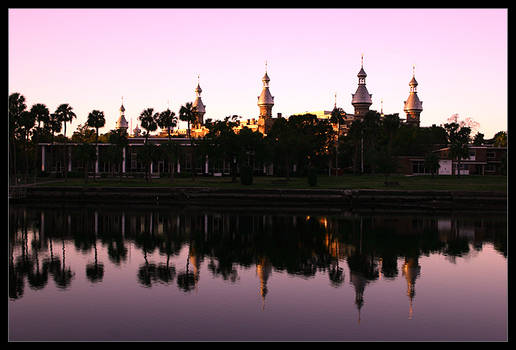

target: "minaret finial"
[413,64,415,77]
[265,60,268,73]
[334,92,337,108]
[381,98,384,115]
[361,53,364,68]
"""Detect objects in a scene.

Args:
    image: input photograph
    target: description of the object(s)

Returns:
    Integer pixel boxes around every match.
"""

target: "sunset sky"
[8,8,507,138]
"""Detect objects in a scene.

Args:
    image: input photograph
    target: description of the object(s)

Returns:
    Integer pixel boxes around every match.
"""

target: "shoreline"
[11,186,507,212]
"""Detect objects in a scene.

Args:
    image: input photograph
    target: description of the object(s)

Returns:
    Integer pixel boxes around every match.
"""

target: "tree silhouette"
[54,104,76,182]
[179,102,197,180]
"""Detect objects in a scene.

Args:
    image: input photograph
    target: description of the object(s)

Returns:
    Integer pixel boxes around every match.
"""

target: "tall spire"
[192,74,206,126]
[195,74,203,97]
[334,92,337,109]
[116,96,128,130]
[404,65,423,127]
[352,54,373,117]
[258,62,274,134]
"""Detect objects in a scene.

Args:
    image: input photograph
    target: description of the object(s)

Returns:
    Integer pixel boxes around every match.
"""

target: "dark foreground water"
[9,204,507,341]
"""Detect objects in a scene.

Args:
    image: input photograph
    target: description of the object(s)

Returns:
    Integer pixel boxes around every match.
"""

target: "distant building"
[396,145,507,175]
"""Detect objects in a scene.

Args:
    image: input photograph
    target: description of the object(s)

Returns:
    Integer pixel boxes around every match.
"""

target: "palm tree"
[31,103,50,129]
[87,110,106,180]
[179,102,197,179]
[138,108,159,181]
[30,104,50,180]
[157,108,177,141]
[47,112,62,144]
[9,93,27,185]
[87,110,106,145]
[139,108,158,144]
[108,128,129,181]
[73,141,96,184]
[18,110,36,183]
[157,109,178,181]
[444,122,471,177]
[330,107,346,174]
[54,104,76,181]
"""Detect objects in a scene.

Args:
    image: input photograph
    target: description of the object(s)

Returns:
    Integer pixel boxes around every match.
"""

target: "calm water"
[8,204,507,341]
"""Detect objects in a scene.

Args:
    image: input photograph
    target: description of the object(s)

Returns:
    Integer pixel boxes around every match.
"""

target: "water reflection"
[9,205,507,318]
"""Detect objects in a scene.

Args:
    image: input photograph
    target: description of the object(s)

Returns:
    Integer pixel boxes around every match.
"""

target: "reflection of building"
[256,256,272,310]
[402,257,421,320]
[349,270,369,324]
[189,246,201,291]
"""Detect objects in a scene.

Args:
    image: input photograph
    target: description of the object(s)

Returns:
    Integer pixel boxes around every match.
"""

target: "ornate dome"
[352,85,372,105]
[258,69,274,106]
[404,93,423,111]
[258,88,274,105]
[193,97,206,114]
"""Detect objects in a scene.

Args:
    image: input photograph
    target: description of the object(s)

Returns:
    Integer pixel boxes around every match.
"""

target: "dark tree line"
[9,92,506,185]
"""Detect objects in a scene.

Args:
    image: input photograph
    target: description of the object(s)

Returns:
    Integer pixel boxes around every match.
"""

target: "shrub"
[240,165,253,185]
[307,167,318,187]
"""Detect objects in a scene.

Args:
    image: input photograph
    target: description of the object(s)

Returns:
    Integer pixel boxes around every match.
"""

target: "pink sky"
[9,9,507,138]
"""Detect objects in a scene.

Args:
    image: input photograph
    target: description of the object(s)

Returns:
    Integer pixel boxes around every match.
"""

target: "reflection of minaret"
[349,270,369,324]
[189,247,201,291]
[402,256,421,320]
[256,256,272,311]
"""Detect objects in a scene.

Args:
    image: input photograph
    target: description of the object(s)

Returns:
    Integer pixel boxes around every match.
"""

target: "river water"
[8,204,507,341]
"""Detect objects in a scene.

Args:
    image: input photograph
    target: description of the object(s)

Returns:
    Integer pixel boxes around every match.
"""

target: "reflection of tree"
[156,231,179,285]
[43,238,61,278]
[53,239,74,289]
[328,261,344,287]
[27,232,49,290]
[138,251,159,287]
[9,246,24,299]
[8,206,507,305]
[207,258,239,283]
[177,244,197,293]
[86,240,104,283]
[107,240,128,266]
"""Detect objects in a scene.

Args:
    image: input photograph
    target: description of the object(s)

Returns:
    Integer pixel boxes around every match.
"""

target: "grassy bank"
[32,174,507,192]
